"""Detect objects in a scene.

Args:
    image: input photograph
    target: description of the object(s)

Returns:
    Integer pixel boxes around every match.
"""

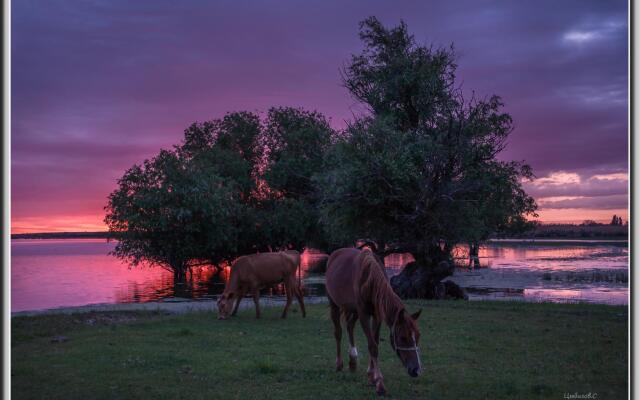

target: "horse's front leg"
[359,312,386,396]
[368,317,382,381]
[373,317,382,345]
[231,288,246,316]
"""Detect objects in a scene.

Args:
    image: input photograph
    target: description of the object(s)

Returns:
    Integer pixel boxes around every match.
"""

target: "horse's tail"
[282,250,300,268]
[282,250,302,288]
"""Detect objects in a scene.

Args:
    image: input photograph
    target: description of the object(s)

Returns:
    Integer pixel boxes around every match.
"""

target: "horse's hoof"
[349,359,357,372]
[336,361,344,372]
[376,384,387,396]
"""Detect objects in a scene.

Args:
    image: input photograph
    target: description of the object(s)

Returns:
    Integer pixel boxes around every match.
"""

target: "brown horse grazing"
[217,251,306,320]
[326,247,422,396]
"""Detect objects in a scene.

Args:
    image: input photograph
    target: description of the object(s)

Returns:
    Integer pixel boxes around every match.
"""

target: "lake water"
[11,239,628,312]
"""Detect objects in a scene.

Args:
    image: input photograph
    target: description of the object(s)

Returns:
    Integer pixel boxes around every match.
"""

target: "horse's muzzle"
[408,367,421,378]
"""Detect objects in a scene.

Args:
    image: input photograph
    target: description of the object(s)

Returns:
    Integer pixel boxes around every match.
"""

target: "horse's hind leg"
[294,284,306,318]
[281,281,293,319]
[346,312,359,371]
[330,301,343,371]
[252,289,261,319]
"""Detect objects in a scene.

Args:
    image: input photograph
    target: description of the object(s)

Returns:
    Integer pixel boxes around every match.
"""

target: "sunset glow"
[11,215,107,234]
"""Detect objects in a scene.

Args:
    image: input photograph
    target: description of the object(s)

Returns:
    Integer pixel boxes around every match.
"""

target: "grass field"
[12,301,628,399]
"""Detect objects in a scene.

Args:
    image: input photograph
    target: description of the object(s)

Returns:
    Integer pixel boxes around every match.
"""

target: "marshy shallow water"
[11,238,628,312]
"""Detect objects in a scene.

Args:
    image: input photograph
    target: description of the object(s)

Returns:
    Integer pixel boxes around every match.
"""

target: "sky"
[11,0,628,233]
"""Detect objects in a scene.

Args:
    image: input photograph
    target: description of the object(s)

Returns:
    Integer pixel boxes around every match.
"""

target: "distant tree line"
[580,215,626,227]
[104,17,538,280]
[501,222,627,240]
[609,215,624,226]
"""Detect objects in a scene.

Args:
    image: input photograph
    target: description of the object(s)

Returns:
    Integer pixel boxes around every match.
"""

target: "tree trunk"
[171,259,188,284]
[390,245,467,300]
[468,242,480,269]
[173,268,187,283]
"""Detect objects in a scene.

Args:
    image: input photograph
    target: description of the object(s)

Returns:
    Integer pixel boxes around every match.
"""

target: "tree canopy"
[105,17,537,275]
[317,17,537,264]
[105,108,335,276]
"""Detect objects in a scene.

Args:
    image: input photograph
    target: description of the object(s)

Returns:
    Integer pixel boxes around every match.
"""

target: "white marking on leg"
[374,364,384,382]
[349,346,358,358]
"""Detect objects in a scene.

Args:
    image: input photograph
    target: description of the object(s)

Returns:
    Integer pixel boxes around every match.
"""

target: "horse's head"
[217,291,235,320]
[390,308,422,377]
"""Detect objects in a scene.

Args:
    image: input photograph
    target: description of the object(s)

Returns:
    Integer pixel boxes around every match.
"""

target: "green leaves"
[318,17,537,260]
[105,108,336,273]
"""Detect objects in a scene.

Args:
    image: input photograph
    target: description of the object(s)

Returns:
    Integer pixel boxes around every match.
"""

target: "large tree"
[318,17,537,270]
[105,108,335,278]
[104,148,248,280]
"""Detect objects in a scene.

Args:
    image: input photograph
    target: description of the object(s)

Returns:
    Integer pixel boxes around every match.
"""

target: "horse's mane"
[358,249,404,325]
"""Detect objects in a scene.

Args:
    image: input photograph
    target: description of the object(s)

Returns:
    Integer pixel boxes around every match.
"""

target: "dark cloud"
[11,0,628,229]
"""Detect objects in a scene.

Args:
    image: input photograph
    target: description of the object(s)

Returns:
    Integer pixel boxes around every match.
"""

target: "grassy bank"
[12,301,627,399]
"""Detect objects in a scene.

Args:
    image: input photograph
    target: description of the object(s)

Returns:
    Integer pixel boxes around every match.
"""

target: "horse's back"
[233,252,294,285]
[326,248,361,310]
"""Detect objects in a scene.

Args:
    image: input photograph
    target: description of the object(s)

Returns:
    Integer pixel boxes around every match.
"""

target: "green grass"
[12,301,627,399]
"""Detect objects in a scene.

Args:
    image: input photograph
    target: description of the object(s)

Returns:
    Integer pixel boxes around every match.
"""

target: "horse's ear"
[411,309,422,320]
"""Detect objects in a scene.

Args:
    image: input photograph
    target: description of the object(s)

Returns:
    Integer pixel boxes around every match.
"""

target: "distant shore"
[11,224,629,241]
[11,231,110,239]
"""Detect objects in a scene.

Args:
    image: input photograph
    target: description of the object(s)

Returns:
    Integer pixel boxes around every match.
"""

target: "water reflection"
[11,240,333,312]
[447,241,628,305]
[11,239,628,312]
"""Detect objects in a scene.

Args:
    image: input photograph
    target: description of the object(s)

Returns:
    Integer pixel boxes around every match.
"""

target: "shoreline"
[12,292,629,317]
[11,296,329,317]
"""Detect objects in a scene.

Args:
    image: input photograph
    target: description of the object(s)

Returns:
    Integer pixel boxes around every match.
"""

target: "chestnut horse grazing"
[217,251,306,320]
[326,248,422,396]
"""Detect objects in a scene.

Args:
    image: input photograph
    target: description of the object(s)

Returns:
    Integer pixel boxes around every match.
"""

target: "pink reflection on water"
[12,239,629,311]
[384,253,415,270]
[11,240,331,312]
[523,287,628,305]
[11,239,219,312]
[471,243,627,271]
